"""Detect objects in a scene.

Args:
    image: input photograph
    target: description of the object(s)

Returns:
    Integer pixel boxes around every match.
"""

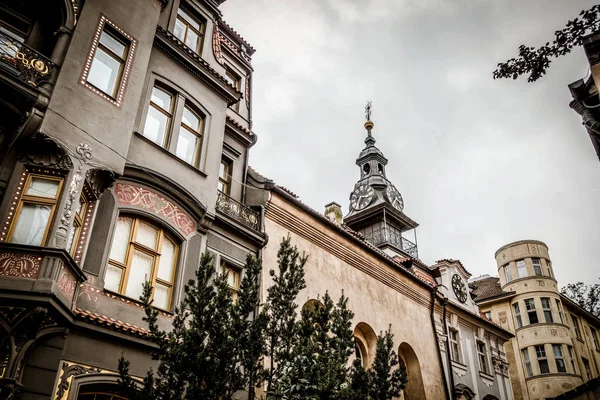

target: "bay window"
[106,215,179,310]
[9,174,63,246]
[173,6,205,54]
[535,345,550,374]
[142,83,206,168]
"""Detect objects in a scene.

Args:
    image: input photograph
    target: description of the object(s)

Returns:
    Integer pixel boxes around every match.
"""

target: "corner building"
[0,0,265,398]
[472,240,600,400]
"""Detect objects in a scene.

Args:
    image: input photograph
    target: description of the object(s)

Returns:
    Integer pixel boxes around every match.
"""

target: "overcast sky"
[222,0,600,287]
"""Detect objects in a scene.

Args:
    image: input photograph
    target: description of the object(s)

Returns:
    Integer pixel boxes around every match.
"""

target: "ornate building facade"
[472,240,600,400]
[248,115,514,400]
[0,0,265,398]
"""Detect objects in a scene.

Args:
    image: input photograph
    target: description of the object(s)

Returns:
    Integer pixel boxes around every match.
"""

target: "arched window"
[77,385,127,400]
[105,215,179,310]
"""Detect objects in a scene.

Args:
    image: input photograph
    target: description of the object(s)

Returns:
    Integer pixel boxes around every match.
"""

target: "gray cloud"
[222,0,600,286]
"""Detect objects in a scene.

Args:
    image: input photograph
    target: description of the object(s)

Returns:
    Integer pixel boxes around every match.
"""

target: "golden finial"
[364,101,374,131]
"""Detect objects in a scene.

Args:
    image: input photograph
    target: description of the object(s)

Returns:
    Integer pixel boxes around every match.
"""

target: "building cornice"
[495,239,548,258]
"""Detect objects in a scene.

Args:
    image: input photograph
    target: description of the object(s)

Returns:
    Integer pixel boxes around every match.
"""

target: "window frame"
[173,5,206,54]
[516,259,527,278]
[69,190,91,257]
[7,173,64,246]
[449,328,461,363]
[106,215,179,310]
[513,303,523,329]
[145,84,175,148]
[556,299,565,324]
[568,345,578,374]
[535,345,550,375]
[177,105,204,167]
[218,156,233,195]
[221,259,241,303]
[591,327,600,351]
[225,66,242,112]
[541,297,554,323]
[80,15,137,107]
[522,347,533,377]
[477,340,490,374]
[532,258,543,276]
[553,344,567,373]
[525,298,539,325]
[583,357,591,380]
[505,264,512,282]
[572,314,582,339]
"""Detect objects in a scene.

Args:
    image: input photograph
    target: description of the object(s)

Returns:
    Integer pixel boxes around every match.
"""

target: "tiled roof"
[470,277,513,302]
[226,114,253,135]
[219,20,256,53]
[74,308,150,337]
[435,258,471,276]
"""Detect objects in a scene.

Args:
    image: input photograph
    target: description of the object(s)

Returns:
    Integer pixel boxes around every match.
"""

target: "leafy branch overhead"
[493,5,600,82]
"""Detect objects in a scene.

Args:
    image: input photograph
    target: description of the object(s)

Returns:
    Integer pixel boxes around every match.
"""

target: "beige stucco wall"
[261,192,445,399]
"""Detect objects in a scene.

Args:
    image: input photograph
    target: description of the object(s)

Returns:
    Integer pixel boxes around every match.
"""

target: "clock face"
[350,185,374,211]
[385,185,404,211]
[452,274,468,303]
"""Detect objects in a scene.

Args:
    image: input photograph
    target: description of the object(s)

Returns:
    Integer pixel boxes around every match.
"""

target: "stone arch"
[354,322,377,367]
[454,383,476,400]
[398,342,426,400]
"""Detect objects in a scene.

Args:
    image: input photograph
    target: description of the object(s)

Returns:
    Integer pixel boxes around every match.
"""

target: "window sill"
[451,360,468,371]
[133,132,207,177]
[103,288,174,316]
[479,371,495,380]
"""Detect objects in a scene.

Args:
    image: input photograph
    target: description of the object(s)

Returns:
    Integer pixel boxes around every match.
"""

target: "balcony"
[0,30,55,89]
[0,242,87,308]
[362,226,418,258]
[216,190,260,231]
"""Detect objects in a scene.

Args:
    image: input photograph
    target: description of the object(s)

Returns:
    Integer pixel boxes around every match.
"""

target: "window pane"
[517,260,527,278]
[10,203,51,246]
[176,127,199,164]
[157,239,176,281]
[178,9,200,30]
[125,250,154,300]
[219,161,226,179]
[26,178,60,198]
[100,30,126,58]
[218,181,225,192]
[185,29,199,51]
[135,222,158,249]
[173,18,186,42]
[182,107,200,131]
[143,105,169,145]
[109,216,133,263]
[151,86,172,111]
[87,47,121,96]
[154,283,170,309]
[105,264,123,292]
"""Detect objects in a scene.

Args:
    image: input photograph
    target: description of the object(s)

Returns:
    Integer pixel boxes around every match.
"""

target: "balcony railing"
[216,190,260,231]
[362,227,418,258]
[0,31,55,88]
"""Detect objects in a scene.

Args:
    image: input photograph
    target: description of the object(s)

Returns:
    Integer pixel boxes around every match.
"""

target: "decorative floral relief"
[0,253,41,278]
[57,265,77,299]
[114,183,195,235]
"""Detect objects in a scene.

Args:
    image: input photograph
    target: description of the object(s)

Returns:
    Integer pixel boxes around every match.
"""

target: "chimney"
[324,202,343,224]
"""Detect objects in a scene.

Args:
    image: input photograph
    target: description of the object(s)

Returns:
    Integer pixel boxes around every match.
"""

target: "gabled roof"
[470,277,515,302]
[434,258,472,278]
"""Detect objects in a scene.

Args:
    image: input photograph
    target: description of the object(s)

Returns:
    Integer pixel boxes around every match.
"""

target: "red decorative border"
[57,264,77,299]
[0,252,42,279]
[114,183,195,235]
[74,199,95,264]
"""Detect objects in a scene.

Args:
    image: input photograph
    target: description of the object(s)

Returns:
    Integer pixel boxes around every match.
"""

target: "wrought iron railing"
[0,31,55,88]
[216,190,260,231]
[362,226,418,258]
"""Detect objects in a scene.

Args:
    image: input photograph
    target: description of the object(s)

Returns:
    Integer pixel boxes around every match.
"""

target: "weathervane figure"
[365,101,372,121]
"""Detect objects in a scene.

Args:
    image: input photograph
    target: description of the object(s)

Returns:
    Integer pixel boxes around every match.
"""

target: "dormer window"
[173,6,205,55]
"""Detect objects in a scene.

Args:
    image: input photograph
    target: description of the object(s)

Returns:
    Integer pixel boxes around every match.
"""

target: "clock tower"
[345,102,419,258]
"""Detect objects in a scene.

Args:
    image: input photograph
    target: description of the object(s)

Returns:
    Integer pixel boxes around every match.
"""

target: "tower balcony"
[363,226,418,258]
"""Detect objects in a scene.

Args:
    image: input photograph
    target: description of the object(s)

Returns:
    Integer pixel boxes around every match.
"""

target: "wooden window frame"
[7,173,64,246]
[218,156,233,195]
[178,105,204,167]
[535,345,550,375]
[449,328,461,363]
[477,340,490,374]
[80,16,137,106]
[221,259,241,302]
[146,84,175,148]
[174,6,205,54]
[107,215,179,310]
[77,391,127,400]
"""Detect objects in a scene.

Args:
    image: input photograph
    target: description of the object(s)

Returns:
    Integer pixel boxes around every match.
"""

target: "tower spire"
[364,101,375,146]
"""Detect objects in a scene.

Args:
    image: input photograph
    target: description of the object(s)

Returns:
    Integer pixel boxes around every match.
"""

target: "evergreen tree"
[561,280,600,318]
[264,236,308,396]
[368,327,407,400]
[119,250,266,399]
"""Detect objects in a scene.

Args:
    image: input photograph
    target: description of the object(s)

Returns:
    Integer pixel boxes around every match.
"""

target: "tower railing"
[362,226,418,258]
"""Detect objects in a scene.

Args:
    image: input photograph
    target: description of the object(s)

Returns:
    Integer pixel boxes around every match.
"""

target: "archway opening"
[398,342,426,400]
[354,322,377,367]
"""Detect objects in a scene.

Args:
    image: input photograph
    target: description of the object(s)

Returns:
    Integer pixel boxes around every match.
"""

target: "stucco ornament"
[55,361,102,400]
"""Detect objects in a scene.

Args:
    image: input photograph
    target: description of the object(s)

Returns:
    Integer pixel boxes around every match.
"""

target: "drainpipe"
[442,297,456,400]
[431,289,451,400]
